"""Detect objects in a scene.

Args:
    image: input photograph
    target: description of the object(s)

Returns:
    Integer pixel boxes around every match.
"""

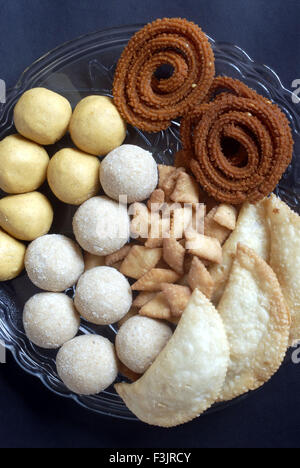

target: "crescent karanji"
[115,289,229,427]
[217,244,290,402]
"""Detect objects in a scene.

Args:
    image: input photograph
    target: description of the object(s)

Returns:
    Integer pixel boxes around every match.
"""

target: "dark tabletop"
[1,0,300,449]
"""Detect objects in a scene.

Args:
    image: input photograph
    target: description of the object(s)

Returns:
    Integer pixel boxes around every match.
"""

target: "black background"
[1,0,300,448]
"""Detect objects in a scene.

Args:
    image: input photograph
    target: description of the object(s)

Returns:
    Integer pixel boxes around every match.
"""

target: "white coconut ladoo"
[115,289,229,427]
[100,144,158,203]
[72,196,130,256]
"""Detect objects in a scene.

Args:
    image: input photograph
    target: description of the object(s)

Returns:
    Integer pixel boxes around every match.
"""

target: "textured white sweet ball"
[100,145,158,203]
[56,334,118,395]
[74,266,132,325]
[25,234,84,292]
[72,196,130,256]
[116,316,173,374]
[23,293,80,349]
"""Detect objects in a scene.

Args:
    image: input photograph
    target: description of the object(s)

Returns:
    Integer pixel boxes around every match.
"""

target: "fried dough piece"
[188,256,214,299]
[218,244,290,402]
[157,165,179,198]
[161,284,191,317]
[170,172,200,204]
[158,165,177,190]
[116,289,229,427]
[132,291,156,308]
[267,194,300,346]
[176,274,189,287]
[185,230,222,264]
[145,212,170,248]
[120,245,162,279]
[204,206,231,244]
[163,238,185,275]
[189,203,205,234]
[130,202,150,240]
[139,292,172,320]
[210,199,270,305]
[147,189,165,212]
[105,245,132,266]
[131,268,180,291]
[213,204,237,230]
[169,205,193,239]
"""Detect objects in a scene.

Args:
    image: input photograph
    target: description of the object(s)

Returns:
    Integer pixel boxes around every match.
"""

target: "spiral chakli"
[180,77,294,204]
[113,18,215,132]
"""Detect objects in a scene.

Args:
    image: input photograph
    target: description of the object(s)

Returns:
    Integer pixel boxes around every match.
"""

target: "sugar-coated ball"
[14,88,72,145]
[23,293,80,349]
[69,96,126,156]
[72,196,130,256]
[0,134,49,194]
[116,316,172,374]
[56,334,118,395]
[100,145,158,203]
[74,266,132,325]
[25,234,84,292]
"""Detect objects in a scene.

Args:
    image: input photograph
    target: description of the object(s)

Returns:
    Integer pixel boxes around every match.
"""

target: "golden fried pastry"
[130,202,150,239]
[204,206,231,244]
[131,268,180,292]
[218,244,290,402]
[185,230,222,264]
[105,245,132,267]
[163,238,185,275]
[120,245,162,279]
[161,284,191,317]
[213,204,237,230]
[170,172,200,204]
[132,291,157,308]
[147,189,165,212]
[210,199,270,305]
[115,289,229,427]
[267,194,300,346]
[139,292,172,320]
[188,256,214,299]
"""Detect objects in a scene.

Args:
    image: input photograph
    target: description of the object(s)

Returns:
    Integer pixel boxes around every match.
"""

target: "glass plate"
[0,25,299,421]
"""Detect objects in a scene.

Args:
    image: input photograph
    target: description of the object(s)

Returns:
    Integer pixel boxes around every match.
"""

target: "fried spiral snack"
[180,77,293,204]
[113,18,215,132]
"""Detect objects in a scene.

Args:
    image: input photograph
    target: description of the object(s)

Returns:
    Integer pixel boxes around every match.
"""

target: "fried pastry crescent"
[267,194,300,346]
[218,244,290,402]
[115,289,229,427]
[210,199,270,305]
